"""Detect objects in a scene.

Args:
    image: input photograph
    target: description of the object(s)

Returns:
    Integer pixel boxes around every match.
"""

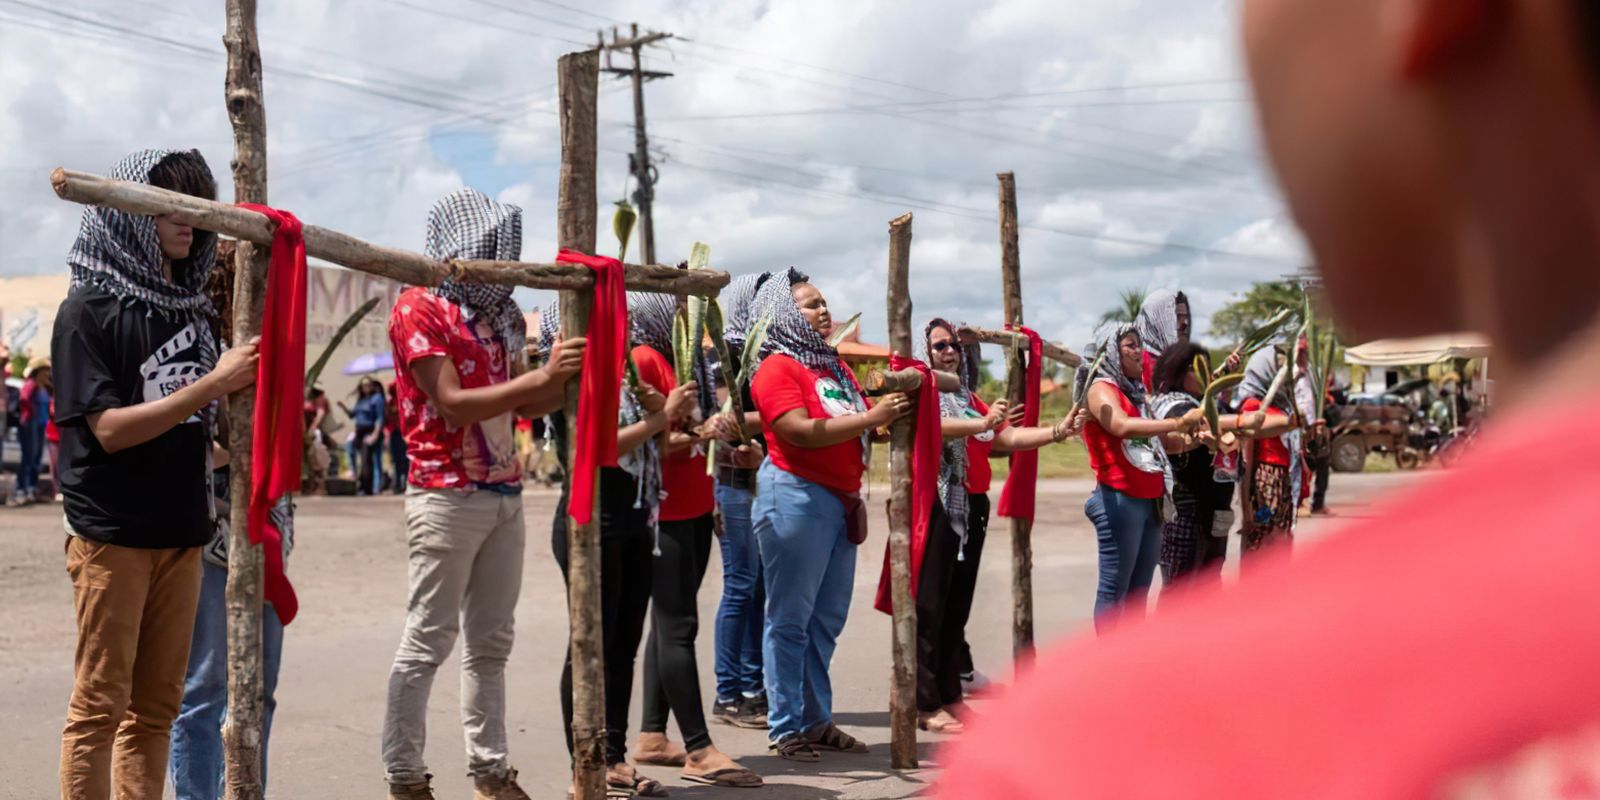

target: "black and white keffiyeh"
[425,189,527,365]
[721,272,771,349]
[69,149,223,510]
[1080,321,1148,411]
[1239,345,1293,414]
[923,318,982,556]
[1136,288,1183,358]
[628,292,716,420]
[747,268,861,399]
[537,298,664,528]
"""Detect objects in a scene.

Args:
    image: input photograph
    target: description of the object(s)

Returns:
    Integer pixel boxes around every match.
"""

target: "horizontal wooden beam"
[50,168,729,295]
[606,31,673,49]
[865,367,961,394]
[960,325,1081,368]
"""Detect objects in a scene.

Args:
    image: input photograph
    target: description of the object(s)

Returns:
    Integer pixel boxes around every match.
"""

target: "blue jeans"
[713,480,765,701]
[16,423,43,494]
[170,561,284,800]
[754,461,856,742]
[1085,484,1161,633]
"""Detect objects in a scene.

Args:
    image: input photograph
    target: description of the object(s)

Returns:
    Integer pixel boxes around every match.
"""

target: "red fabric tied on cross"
[998,325,1043,522]
[874,354,942,615]
[238,203,304,626]
[555,249,628,526]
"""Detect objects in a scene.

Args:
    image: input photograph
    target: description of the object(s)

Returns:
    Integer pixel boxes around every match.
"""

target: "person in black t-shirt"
[52,149,259,800]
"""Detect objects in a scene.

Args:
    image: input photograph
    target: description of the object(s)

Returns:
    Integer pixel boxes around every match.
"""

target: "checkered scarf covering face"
[425,189,527,363]
[922,318,977,548]
[1136,288,1182,357]
[67,148,221,449]
[721,272,771,348]
[536,298,662,518]
[627,292,717,419]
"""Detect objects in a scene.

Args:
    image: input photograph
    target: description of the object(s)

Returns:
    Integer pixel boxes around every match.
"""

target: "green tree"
[1209,280,1305,345]
[1098,288,1147,326]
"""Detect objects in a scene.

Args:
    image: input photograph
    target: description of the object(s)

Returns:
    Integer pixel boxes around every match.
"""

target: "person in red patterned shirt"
[937,2,1600,798]
[381,190,583,800]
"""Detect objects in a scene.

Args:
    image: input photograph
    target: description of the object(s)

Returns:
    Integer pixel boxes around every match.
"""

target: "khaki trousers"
[60,536,202,800]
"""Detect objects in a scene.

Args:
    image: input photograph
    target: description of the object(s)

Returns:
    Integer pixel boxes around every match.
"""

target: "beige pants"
[59,537,202,800]
[382,487,525,783]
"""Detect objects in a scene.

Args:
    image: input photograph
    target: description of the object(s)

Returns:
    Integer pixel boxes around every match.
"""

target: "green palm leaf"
[826,312,861,348]
[305,296,381,391]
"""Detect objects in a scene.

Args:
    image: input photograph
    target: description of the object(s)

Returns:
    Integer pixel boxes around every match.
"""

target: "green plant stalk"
[739,316,772,391]
[1069,350,1110,416]
[703,300,750,441]
[1202,373,1245,439]
[672,307,693,387]
[613,200,637,262]
[305,296,382,391]
[826,311,861,348]
[1219,306,1296,378]
[687,241,712,272]
[685,295,707,388]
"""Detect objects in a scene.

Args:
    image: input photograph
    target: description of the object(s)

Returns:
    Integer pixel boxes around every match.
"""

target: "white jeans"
[382,487,525,782]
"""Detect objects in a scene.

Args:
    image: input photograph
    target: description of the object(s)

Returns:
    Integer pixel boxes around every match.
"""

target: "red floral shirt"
[388,287,522,490]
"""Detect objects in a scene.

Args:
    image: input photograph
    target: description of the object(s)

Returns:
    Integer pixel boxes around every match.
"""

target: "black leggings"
[951,493,989,679]
[553,470,654,766]
[639,514,716,751]
[916,499,972,712]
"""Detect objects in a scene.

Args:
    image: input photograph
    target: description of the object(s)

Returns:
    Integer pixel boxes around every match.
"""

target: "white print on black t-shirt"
[140,323,204,423]
[814,376,864,418]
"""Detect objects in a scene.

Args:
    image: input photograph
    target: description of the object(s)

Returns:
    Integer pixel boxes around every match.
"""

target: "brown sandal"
[682,767,763,788]
[807,723,869,753]
[770,736,821,762]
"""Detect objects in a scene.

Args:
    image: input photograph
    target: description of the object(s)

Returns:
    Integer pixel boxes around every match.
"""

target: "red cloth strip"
[555,249,628,525]
[875,354,942,614]
[238,204,304,626]
[998,325,1043,522]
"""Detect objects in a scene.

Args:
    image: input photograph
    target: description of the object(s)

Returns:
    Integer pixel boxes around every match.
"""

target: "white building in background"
[1,262,404,406]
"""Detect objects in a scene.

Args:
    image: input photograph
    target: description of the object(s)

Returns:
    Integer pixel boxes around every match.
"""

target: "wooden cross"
[51,13,724,797]
[996,171,1036,664]
[882,212,920,770]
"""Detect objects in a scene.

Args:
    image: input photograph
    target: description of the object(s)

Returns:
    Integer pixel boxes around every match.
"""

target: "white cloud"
[0,0,1304,356]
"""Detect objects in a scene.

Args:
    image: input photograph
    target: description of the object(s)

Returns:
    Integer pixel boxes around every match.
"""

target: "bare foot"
[684,746,762,787]
[946,701,980,720]
[684,745,739,775]
[634,732,687,766]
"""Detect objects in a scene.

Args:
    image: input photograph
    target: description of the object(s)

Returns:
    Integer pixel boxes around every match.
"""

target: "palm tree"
[1098,287,1147,326]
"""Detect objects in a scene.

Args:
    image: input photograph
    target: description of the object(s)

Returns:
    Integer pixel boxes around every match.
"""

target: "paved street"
[0,472,1428,798]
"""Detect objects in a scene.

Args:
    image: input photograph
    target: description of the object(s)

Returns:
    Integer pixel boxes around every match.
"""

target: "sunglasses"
[930,341,957,353]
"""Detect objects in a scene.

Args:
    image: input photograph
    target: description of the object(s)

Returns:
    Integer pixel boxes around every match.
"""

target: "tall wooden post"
[557,48,608,800]
[997,171,1035,663]
[884,212,919,770]
[221,1,269,797]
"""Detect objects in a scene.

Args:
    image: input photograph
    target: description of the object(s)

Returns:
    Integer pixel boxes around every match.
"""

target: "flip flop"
[682,767,763,788]
[770,737,822,763]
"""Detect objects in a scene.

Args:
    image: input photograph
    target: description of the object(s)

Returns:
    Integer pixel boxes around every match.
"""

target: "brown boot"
[387,774,436,800]
[473,767,533,800]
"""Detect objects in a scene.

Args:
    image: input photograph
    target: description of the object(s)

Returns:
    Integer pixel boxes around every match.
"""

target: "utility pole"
[602,23,673,266]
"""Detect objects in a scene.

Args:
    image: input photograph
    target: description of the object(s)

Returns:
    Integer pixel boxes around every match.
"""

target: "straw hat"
[24,357,50,378]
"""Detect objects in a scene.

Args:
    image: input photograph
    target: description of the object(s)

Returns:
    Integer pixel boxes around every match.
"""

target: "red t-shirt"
[938,398,1600,800]
[1141,350,1156,393]
[1081,383,1165,499]
[633,345,714,521]
[752,353,866,494]
[965,394,995,495]
[389,287,522,490]
[1240,397,1293,467]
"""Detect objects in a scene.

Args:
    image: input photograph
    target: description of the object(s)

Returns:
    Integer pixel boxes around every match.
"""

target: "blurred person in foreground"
[937,1,1600,797]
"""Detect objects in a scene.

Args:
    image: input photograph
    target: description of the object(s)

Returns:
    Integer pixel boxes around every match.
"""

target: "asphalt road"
[0,472,1428,799]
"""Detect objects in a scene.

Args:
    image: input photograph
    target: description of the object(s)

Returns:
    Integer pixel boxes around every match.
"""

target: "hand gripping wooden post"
[997,171,1035,663]
[49,53,726,800]
[222,1,268,796]
[959,326,1081,369]
[884,212,919,770]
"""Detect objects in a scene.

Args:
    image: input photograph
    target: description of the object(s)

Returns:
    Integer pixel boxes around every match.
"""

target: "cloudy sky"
[0,0,1310,351]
